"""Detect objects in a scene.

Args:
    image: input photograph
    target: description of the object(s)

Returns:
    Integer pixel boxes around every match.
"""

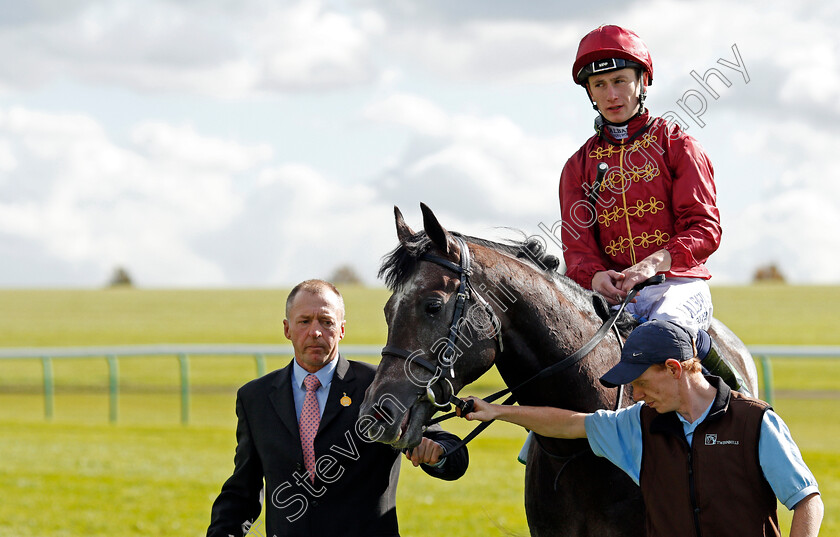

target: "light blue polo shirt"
[584,401,820,510]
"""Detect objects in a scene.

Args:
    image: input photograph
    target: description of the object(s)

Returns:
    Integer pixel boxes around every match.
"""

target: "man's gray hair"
[285,279,345,319]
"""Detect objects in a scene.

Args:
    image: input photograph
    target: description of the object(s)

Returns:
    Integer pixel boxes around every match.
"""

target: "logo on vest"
[704,433,740,446]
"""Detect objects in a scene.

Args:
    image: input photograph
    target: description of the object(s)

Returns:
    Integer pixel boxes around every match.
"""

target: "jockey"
[522,25,743,465]
[560,25,721,337]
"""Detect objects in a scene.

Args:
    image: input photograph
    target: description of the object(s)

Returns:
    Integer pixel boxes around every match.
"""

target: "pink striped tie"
[299,374,321,482]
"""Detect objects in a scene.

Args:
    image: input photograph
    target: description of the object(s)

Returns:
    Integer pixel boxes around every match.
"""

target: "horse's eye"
[424,300,443,315]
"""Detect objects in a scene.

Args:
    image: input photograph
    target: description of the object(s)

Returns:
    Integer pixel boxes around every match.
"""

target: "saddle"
[591,294,751,396]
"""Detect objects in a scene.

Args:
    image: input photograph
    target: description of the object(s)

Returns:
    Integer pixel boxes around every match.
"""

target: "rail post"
[255,353,266,378]
[41,356,54,420]
[758,354,774,406]
[106,355,119,423]
[178,353,190,425]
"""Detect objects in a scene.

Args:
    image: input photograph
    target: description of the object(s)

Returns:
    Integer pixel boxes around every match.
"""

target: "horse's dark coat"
[361,205,758,537]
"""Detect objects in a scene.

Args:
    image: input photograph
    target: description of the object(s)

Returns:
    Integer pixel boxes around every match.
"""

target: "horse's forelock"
[378,232,433,291]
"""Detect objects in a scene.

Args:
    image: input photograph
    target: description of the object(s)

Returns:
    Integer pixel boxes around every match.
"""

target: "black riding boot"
[696,330,751,396]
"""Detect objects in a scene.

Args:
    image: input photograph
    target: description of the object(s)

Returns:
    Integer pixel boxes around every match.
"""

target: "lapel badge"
[340,392,352,407]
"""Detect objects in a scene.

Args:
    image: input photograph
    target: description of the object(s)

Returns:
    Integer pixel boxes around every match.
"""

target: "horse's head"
[359,204,506,449]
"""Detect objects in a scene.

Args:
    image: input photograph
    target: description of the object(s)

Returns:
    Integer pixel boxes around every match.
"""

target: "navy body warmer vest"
[639,377,780,537]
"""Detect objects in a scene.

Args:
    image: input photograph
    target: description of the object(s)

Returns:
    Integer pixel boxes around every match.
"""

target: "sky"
[0,0,837,288]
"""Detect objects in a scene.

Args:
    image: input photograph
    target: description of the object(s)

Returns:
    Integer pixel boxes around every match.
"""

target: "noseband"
[381,236,503,408]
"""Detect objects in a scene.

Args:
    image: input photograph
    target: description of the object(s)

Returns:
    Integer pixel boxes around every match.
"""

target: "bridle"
[380,235,503,410]
[380,235,663,457]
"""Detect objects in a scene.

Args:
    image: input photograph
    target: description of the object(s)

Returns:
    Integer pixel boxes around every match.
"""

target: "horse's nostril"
[373,407,392,423]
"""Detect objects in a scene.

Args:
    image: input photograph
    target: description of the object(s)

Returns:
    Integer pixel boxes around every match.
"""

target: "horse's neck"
[492,266,598,361]
[483,261,612,410]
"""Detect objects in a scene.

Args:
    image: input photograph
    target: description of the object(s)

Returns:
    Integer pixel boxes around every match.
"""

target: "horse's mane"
[378,231,560,292]
[378,229,637,336]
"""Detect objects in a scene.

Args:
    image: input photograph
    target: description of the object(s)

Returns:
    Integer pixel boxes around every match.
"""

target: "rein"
[432,276,658,458]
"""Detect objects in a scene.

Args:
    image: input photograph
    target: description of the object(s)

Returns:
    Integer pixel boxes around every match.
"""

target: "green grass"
[710,284,840,345]
[0,286,391,347]
[0,285,837,536]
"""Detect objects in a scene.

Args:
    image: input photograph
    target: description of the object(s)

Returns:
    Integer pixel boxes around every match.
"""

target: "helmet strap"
[637,70,648,114]
[584,86,599,111]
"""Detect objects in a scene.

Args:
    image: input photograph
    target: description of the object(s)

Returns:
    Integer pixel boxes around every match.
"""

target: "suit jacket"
[207,355,468,537]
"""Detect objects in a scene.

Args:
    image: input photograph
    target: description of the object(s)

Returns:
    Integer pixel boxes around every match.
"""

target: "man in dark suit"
[207,279,468,537]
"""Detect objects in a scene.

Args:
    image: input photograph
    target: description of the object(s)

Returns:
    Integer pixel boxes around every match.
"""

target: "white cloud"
[130,122,273,174]
[386,19,580,84]
[0,104,399,287]
[364,93,450,137]
[619,0,839,122]
[0,138,18,173]
[708,117,840,284]
[212,163,395,285]
[252,1,384,92]
[364,93,575,231]
[0,0,385,97]
[716,189,840,284]
[0,106,273,286]
[0,0,837,287]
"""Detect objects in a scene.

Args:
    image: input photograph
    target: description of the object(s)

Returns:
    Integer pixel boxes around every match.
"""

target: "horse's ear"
[420,202,450,255]
[394,206,415,244]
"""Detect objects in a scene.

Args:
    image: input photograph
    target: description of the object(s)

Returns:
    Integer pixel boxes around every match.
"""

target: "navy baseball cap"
[599,319,695,388]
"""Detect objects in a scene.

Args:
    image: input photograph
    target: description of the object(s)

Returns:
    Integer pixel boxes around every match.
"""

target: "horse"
[359,203,758,537]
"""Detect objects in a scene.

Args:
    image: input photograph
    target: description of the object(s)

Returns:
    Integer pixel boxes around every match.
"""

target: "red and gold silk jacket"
[559,111,721,289]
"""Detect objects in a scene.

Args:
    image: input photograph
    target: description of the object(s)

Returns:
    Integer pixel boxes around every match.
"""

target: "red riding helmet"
[573,25,653,86]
